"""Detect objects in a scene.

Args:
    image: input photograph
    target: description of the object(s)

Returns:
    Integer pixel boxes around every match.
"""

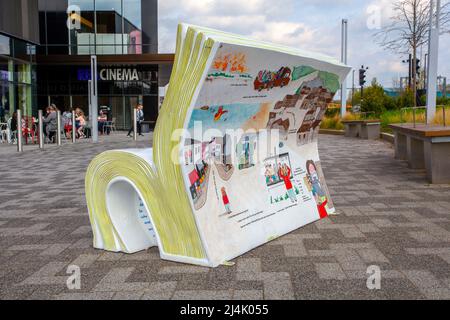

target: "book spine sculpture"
[85,24,351,267]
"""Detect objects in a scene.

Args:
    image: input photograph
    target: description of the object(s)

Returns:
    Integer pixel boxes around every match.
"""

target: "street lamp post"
[88,79,92,125]
[90,55,99,142]
[340,19,348,118]
[424,53,429,90]
[426,0,441,124]
[351,69,355,110]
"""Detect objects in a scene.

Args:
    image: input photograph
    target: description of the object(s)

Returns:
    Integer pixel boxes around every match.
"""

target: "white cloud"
[158,0,450,87]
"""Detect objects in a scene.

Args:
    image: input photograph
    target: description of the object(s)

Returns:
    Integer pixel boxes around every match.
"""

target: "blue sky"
[158,0,450,88]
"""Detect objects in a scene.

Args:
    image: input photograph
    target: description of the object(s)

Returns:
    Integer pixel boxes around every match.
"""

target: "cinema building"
[36,0,173,130]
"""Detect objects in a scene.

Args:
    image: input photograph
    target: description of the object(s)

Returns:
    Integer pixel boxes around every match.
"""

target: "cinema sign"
[99,68,140,81]
[77,66,157,82]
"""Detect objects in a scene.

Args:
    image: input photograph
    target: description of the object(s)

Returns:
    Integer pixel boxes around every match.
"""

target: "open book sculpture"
[86,24,351,267]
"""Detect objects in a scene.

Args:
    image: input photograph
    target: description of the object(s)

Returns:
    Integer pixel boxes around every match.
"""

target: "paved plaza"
[1,133,450,300]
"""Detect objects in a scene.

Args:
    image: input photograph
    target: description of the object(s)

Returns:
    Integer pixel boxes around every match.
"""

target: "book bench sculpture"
[85,24,351,267]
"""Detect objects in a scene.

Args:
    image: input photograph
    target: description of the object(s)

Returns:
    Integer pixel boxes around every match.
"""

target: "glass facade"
[37,64,159,129]
[38,0,157,55]
[35,0,165,130]
[0,34,37,119]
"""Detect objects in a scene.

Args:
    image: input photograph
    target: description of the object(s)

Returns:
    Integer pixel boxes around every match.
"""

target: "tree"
[352,79,397,114]
[374,0,450,108]
[398,88,416,109]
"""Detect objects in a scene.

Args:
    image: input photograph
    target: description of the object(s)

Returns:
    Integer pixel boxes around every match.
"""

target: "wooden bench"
[341,120,381,140]
[389,124,450,184]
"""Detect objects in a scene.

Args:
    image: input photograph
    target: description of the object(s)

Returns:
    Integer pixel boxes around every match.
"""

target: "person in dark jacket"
[10,111,18,142]
[0,105,5,123]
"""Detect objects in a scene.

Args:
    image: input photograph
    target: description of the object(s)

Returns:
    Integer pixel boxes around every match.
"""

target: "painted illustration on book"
[182,42,344,264]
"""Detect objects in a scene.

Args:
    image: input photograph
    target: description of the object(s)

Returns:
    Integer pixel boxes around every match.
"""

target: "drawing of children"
[264,164,277,185]
[306,161,326,203]
[278,164,297,203]
[221,187,232,214]
[306,160,328,218]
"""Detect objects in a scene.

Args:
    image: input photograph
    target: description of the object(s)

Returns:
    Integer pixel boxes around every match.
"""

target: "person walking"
[0,104,5,123]
[127,104,144,137]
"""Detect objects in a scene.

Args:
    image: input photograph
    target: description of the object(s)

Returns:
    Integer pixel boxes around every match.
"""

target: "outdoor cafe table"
[389,124,450,184]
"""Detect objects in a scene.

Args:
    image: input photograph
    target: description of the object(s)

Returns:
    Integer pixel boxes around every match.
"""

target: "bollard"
[72,111,76,144]
[133,108,138,142]
[17,110,23,153]
[57,111,62,146]
[413,108,416,128]
[38,110,44,149]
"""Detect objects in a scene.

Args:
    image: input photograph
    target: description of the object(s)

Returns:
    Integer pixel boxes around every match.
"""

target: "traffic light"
[415,59,421,75]
[359,67,367,87]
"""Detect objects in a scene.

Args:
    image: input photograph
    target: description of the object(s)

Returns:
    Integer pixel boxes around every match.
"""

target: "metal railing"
[400,107,427,128]
[437,105,447,127]
[358,111,375,119]
[400,106,448,128]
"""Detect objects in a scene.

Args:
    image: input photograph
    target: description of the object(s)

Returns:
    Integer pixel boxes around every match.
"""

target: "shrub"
[397,88,415,109]
[351,79,390,116]
[437,96,450,106]
[320,114,344,130]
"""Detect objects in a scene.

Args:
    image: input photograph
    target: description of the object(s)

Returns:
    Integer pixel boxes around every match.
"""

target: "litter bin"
[141,121,151,133]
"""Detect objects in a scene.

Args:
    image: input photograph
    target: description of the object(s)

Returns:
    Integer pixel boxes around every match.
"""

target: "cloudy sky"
[158,0,450,88]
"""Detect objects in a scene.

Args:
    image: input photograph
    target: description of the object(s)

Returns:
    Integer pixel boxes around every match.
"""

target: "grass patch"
[321,106,449,133]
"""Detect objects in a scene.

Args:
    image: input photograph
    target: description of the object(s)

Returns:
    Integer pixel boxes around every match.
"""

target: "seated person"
[62,110,73,139]
[76,110,86,139]
[98,111,108,135]
[43,106,58,143]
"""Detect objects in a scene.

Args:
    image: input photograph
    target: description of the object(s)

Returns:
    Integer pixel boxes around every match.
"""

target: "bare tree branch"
[373,0,450,107]
[374,0,450,54]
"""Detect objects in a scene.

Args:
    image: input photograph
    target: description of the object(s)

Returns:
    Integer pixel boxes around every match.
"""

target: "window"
[0,34,11,56]
[123,0,142,53]
[95,0,123,53]
[40,0,157,55]
[68,0,95,54]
